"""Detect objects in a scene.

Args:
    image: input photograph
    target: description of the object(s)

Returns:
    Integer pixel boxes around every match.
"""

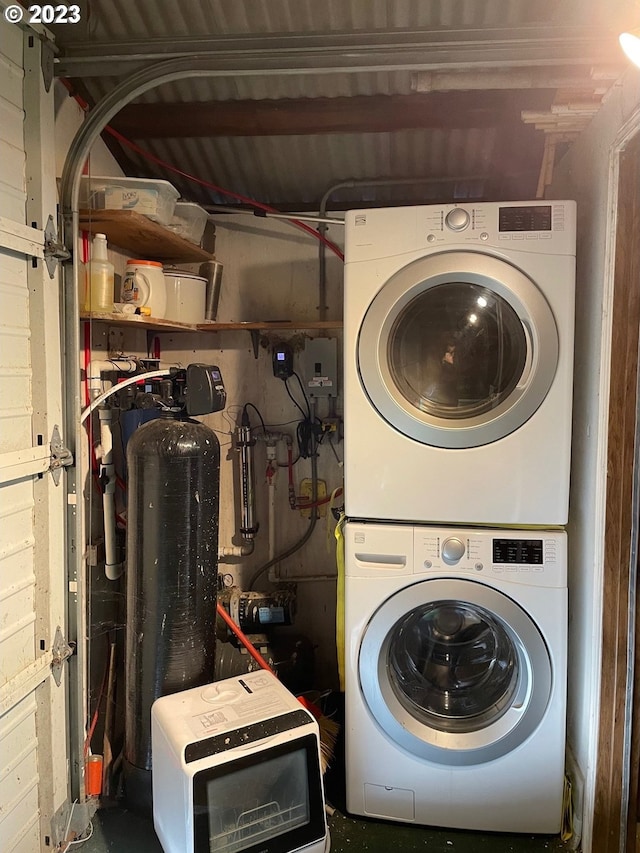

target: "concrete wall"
[549,65,640,851]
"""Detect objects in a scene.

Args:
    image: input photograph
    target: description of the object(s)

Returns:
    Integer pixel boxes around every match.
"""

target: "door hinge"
[41,38,54,92]
[51,626,75,687]
[50,425,73,485]
[44,215,71,278]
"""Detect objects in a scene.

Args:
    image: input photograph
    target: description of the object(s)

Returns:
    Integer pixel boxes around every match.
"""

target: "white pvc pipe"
[218,544,255,558]
[80,369,172,423]
[97,408,122,581]
[87,358,137,399]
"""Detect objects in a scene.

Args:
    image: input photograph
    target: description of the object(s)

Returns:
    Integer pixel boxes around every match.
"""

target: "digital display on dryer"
[493,539,543,564]
[498,205,552,232]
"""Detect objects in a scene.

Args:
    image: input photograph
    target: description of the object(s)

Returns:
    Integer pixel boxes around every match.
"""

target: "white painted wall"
[548,66,640,852]
[53,82,348,689]
[54,82,123,179]
[158,214,345,688]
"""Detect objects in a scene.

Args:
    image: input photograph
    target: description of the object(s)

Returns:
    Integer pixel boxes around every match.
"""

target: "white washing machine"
[344,201,576,526]
[344,521,567,834]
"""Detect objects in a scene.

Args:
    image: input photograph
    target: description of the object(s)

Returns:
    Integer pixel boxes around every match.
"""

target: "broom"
[216,602,339,773]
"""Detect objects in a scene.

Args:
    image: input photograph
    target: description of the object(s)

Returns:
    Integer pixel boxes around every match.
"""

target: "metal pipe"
[253,401,319,588]
[206,206,342,225]
[267,474,276,563]
[316,174,487,322]
[55,25,621,79]
[62,213,86,801]
[318,173,491,218]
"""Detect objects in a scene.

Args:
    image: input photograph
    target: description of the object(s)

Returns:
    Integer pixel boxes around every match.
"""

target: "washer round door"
[358,579,552,765]
[357,250,559,448]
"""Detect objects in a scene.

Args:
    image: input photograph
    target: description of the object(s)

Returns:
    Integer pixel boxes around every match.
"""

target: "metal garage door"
[0,14,71,851]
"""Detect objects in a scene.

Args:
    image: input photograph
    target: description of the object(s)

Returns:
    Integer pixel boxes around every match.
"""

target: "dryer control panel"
[344,200,576,262]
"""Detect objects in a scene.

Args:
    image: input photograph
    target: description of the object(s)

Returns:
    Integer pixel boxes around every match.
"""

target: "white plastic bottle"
[85,233,115,312]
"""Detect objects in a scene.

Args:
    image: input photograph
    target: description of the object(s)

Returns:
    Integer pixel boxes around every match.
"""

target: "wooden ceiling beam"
[109,91,553,139]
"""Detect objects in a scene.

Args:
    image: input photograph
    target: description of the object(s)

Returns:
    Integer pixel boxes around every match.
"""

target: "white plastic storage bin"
[166,202,208,244]
[79,176,179,225]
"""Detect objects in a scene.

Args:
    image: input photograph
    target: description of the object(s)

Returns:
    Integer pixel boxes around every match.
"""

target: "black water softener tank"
[123,411,220,814]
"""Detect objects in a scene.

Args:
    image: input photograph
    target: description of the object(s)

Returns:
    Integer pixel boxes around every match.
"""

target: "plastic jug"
[85,233,115,312]
[121,259,166,318]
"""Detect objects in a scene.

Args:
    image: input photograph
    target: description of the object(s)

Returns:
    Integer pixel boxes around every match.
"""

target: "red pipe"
[59,77,345,262]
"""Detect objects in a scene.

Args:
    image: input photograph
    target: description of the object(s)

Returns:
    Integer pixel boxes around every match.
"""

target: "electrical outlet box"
[107,327,125,358]
[299,338,338,398]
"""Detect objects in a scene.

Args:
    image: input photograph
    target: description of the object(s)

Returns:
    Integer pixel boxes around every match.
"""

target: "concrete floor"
[80,691,574,852]
[80,730,574,853]
[81,803,572,852]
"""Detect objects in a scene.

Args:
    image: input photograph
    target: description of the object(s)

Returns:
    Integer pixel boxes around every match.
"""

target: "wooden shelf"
[81,313,343,333]
[195,320,343,331]
[79,209,213,264]
[80,312,199,332]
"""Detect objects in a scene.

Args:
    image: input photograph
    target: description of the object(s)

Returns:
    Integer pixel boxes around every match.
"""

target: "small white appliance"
[152,670,328,853]
[343,201,576,526]
[344,521,567,834]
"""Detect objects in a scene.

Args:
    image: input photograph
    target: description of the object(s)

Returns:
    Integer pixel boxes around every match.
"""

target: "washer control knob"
[441,537,466,565]
[445,208,470,231]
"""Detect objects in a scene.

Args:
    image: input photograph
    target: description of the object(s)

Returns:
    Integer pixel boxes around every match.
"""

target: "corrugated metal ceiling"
[57,0,568,42]
[52,0,637,210]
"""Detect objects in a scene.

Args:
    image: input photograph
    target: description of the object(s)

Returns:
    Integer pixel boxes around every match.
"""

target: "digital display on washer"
[498,205,552,232]
[493,539,543,564]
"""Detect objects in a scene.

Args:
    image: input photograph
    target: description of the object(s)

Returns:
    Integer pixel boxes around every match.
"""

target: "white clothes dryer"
[344,201,575,526]
[344,520,567,834]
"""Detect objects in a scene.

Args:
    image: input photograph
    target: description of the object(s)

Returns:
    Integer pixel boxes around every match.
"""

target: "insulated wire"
[284,378,308,420]
[61,79,345,261]
[242,402,267,434]
[106,125,345,260]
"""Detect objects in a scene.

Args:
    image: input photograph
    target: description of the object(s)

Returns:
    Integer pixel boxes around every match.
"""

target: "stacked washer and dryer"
[342,201,576,834]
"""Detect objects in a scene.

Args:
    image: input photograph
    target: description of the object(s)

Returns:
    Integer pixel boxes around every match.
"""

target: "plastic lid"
[162,268,206,281]
[92,233,109,260]
[126,259,163,267]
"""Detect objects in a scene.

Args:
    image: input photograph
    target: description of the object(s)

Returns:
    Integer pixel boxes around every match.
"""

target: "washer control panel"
[414,527,566,587]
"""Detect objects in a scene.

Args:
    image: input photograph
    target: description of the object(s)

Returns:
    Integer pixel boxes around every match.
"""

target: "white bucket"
[163,270,207,324]
[121,259,166,318]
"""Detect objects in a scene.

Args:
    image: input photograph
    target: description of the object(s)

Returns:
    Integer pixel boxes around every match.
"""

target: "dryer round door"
[358,578,552,766]
[357,250,559,448]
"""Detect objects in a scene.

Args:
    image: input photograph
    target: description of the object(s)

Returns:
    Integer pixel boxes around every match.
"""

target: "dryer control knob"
[445,208,470,231]
[441,537,466,565]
